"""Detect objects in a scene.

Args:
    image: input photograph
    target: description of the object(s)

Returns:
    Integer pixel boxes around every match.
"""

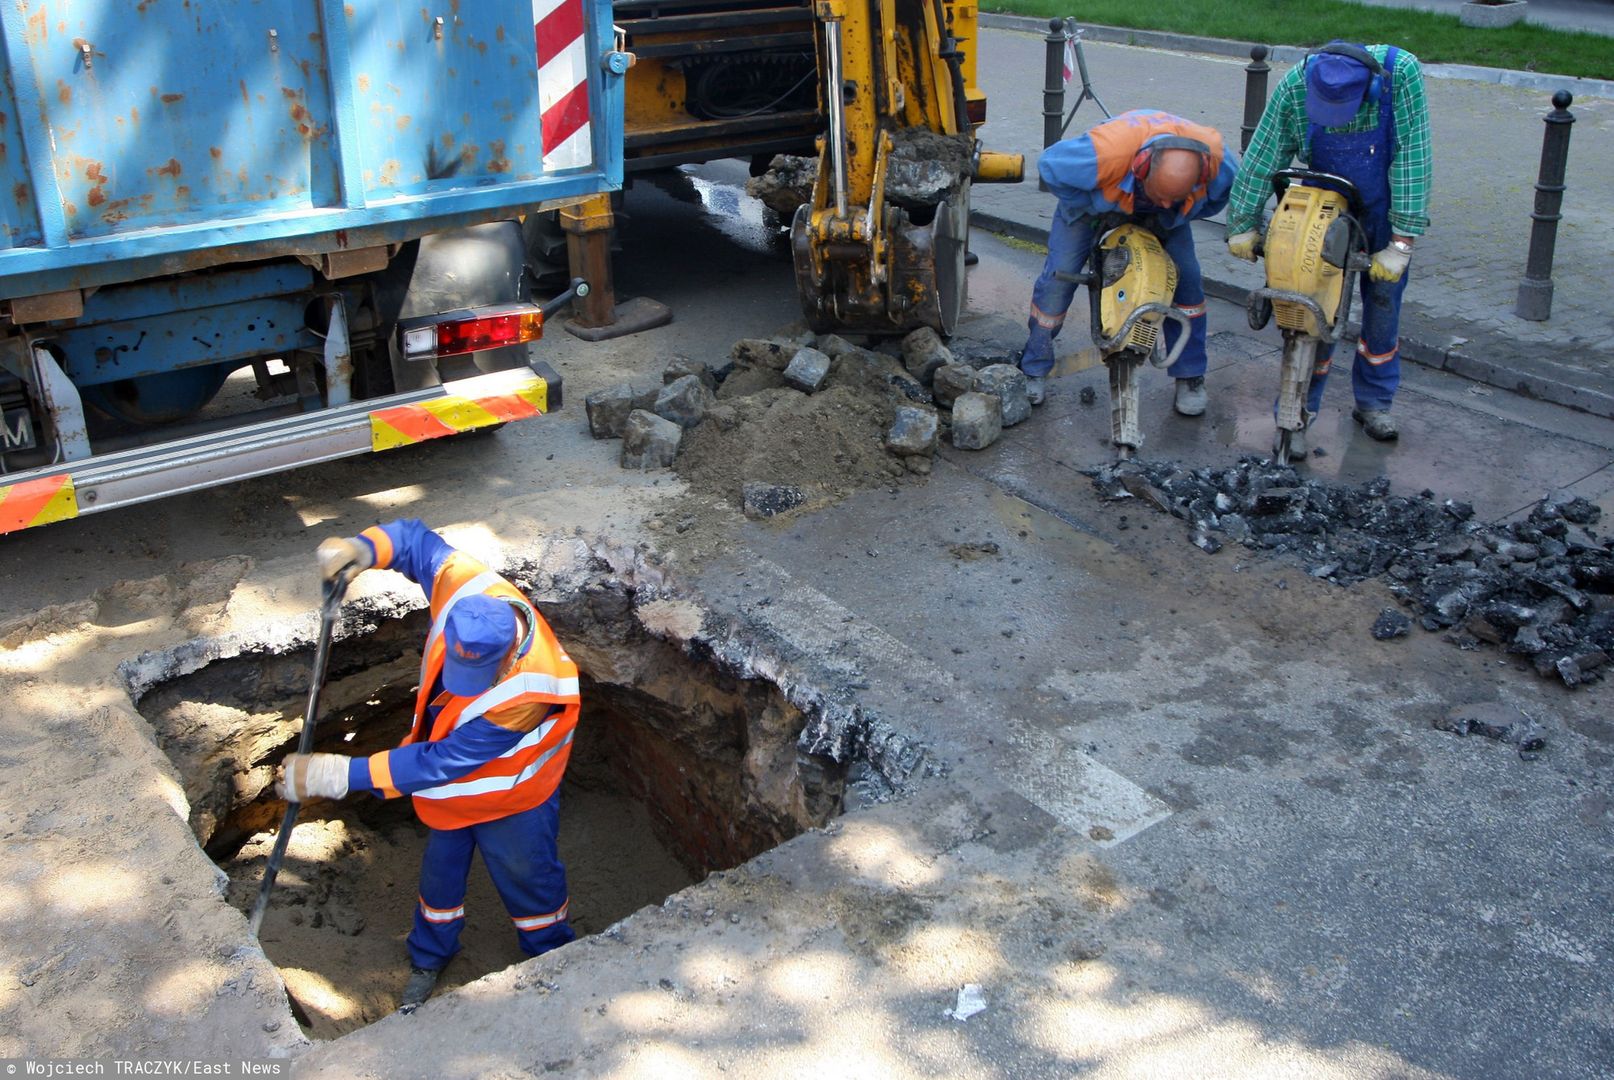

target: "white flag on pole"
[1063,31,1078,85]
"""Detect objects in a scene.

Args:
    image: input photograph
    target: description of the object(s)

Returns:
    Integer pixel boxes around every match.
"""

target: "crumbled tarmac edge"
[1433,702,1547,761]
[1088,456,1613,689]
[115,537,930,799]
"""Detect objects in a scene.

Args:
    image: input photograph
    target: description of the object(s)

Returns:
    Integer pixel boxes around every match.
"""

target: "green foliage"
[984,0,1613,79]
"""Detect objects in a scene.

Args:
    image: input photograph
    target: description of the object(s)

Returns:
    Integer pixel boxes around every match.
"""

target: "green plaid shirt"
[1226,45,1431,238]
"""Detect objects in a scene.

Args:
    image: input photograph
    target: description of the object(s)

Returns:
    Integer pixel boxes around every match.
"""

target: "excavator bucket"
[790,180,969,336]
[779,0,1020,339]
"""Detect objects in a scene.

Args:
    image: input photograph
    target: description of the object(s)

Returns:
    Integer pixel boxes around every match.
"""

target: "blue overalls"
[1305,47,1409,416]
[1024,204,1208,382]
[410,788,575,970]
[404,675,576,971]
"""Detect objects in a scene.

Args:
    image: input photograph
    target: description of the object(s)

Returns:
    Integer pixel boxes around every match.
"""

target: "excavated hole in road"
[136,590,847,1039]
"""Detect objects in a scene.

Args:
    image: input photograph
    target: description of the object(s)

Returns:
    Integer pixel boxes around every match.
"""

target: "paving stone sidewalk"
[970,20,1614,420]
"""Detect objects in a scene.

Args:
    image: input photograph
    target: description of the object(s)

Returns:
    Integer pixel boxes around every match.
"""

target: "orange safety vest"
[1087,111,1227,217]
[373,548,582,831]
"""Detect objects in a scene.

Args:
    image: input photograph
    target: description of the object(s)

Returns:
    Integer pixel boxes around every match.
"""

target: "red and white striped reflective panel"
[534,0,593,171]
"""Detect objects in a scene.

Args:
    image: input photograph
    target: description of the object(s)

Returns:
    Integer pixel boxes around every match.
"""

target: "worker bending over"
[276,519,581,1012]
[1227,41,1432,447]
[1019,110,1238,415]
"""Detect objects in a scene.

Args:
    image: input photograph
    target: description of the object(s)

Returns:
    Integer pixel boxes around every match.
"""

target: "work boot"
[1352,408,1399,441]
[1174,377,1207,417]
[398,966,441,1014]
[1025,375,1047,406]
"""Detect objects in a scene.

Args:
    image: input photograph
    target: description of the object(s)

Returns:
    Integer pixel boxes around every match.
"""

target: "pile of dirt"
[743,127,971,218]
[678,383,907,509]
[1090,456,1614,686]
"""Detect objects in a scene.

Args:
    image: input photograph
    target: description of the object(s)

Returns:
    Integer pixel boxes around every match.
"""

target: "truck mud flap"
[0,363,561,536]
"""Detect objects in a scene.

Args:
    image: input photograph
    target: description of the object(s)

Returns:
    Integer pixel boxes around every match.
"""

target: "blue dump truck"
[0,0,628,533]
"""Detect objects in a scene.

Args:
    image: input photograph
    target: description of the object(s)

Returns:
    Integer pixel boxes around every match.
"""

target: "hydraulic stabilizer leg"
[1108,352,1144,458]
[1274,333,1318,464]
[561,194,672,342]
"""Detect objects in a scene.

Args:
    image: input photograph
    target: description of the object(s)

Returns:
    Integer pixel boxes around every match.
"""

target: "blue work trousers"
[1306,263,1410,415]
[408,790,575,970]
[1021,204,1208,381]
[1304,55,1407,417]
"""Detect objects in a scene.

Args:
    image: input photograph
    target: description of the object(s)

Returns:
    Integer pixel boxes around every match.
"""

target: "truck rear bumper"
[0,362,561,536]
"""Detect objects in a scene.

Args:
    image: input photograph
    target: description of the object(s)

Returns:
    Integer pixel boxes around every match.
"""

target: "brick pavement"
[969,21,1614,418]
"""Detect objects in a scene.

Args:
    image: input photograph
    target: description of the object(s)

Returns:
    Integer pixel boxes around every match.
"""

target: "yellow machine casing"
[1262,184,1350,338]
[1097,225,1178,355]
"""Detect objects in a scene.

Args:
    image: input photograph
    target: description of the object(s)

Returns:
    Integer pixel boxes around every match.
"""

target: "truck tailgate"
[0,0,622,293]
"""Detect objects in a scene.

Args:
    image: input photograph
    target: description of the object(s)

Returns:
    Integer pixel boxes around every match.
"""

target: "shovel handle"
[246,577,346,939]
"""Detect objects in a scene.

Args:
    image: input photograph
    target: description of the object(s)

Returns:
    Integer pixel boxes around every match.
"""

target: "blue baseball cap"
[1305,53,1372,128]
[442,594,516,696]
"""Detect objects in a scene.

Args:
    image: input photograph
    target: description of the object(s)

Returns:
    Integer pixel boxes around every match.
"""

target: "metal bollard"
[1241,45,1270,152]
[1515,91,1576,322]
[1041,18,1066,192]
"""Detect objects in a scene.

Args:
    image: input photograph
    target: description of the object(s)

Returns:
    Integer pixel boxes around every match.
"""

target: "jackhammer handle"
[1270,168,1365,217]
[1154,308,1194,368]
[246,577,346,939]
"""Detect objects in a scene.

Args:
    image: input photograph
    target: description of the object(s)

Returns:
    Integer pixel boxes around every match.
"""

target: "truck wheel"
[350,345,395,400]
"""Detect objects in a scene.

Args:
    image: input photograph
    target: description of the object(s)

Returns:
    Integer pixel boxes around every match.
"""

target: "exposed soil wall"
[132,566,850,1038]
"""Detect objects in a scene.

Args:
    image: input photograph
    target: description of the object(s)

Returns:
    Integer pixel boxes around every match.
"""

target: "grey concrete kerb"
[979,12,1614,100]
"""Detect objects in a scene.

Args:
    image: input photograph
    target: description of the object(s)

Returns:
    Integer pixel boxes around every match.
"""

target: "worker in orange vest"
[276,519,581,1012]
[1019,110,1238,415]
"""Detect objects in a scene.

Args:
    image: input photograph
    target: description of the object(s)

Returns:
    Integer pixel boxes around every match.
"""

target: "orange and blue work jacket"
[1038,110,1236,228]
[345,519,581,831]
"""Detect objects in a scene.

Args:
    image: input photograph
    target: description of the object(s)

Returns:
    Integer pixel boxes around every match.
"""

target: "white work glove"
[1370,244,1412,283]
[1227,230,1261,263]
[317,536,373,586]
[276,752,352,802]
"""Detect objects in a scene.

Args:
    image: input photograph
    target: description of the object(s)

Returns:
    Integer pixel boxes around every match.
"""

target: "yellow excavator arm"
[790,0,1021,336]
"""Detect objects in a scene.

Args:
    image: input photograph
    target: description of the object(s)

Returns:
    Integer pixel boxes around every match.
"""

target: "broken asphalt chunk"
[1371,608,1411,640]
[742,481,807,519]
[1434,702,1545,759]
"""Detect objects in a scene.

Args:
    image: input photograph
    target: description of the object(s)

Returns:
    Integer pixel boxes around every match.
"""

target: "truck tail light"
[399,305,545,361]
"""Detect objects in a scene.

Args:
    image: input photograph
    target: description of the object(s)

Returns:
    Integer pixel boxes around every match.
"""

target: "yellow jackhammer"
[1058,221,1192,459]
[1245,169,1372,464]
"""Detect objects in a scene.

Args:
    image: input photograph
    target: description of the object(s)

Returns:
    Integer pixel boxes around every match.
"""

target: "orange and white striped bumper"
[370,375,550,451]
